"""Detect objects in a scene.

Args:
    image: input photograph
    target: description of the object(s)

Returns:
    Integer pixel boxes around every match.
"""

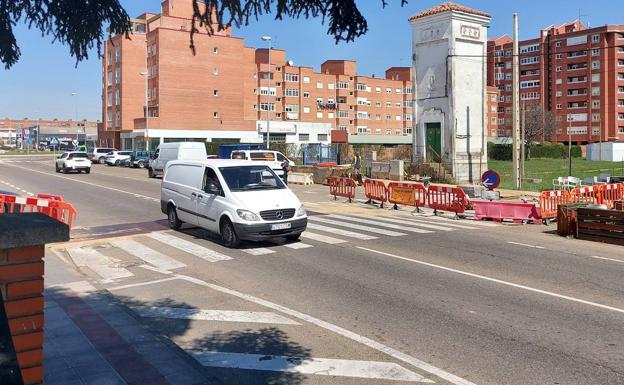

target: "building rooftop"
[408,2,490,21]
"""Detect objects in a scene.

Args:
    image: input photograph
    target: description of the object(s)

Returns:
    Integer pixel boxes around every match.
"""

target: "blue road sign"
[50,137,59,145]
[481,170,500,190]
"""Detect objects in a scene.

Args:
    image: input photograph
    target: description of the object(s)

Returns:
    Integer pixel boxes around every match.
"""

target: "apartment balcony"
[133,117,161,130]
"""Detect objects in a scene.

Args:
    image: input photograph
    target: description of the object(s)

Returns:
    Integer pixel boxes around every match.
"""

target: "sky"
[1,0,623,121]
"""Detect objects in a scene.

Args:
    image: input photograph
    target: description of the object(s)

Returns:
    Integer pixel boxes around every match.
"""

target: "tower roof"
[408,2,490,21]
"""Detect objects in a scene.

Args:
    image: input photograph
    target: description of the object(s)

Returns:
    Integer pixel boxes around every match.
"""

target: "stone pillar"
[0,214,69,385]
[409,3,491,183]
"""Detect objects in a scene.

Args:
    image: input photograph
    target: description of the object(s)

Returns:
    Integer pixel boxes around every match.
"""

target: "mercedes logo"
[275,211,283,219]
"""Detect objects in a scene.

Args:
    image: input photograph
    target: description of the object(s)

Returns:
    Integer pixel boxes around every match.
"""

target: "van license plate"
[270,223,291,231]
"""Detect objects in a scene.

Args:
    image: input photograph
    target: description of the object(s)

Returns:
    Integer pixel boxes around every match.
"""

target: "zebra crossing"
[55,213,493,283]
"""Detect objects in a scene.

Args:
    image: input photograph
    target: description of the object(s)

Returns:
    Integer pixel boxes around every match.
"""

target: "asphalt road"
[2,154,624,385]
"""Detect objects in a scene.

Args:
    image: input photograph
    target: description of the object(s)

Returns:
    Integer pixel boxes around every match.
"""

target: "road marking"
[47,280,97,293]
[131,306,300,325]
[66,246,134,282]
[507,241,545,249]
[176,274,471,385]
[242,247,275,256]
[306,222,377,240]
[329,215,432,234]
[108,276,180,291]
[0,163,160,202]
[189,351,431,382]
[358,246,624,315]
[110,239,186,270]
[588,255,624,264]
[354,214,458,231]
[419,214,498,227]
[146,232,232,262]
[283,242,314,249]
[309,216,406,237]
[300,231,347,244]
[396,214,478,229]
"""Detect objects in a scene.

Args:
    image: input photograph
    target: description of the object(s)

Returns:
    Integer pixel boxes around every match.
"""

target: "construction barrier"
[600,183,624,208]
[539,190,570,220]
[388,182,428,211]
[570,185,600,205]
[0,193,77,229]
[36,193,64,218]
[288,173,314,185]
[328,177,356,203]
[472,200,541,224]
[427,185,468,215]
[364,179,388,208]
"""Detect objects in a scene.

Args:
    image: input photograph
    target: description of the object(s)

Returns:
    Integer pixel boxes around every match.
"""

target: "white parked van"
[148,142,207,178]
[230,150,294,176]
[161,159,307,247]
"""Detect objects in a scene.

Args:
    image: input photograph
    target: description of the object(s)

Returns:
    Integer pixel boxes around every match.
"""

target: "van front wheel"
[220,219,240,248]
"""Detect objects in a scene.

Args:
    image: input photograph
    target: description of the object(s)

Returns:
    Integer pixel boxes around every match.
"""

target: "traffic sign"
[72,139,79,146]
[50,137,59,145]
[481,170,500,190]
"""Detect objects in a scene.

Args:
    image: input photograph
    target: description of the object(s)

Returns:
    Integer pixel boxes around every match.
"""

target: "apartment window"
[620,99,624,107]
[619,60,624,67]
[592,100,601,108]
[498,96,505,102]
[328,82,335,90]
[556,78,563,85]
[106,110,112,123]
[592,113,601,122]
[405,114,413,121]
[555,53,562,59]
[107,92,113,105]
[107,50,112,63]
[213,67,219,75]
[556,91,562,97]
[303,76,310,84]
[213,47,218,54]
[375,86,381,93]
[396,129,402,135]
[299,134,309,141]
[115,90,120,105]
[505,62,512,69]
[259,103,275,111]
[404,100,414,107]
[303,106,310,113]
[592,48,600,56]
[275,113,281,118]
[556,104,562,109]
[386,87,392,94]
[520,80,540,89]
[556,41,562,47]
[276,67,281,72]
[356,83,367,91]
[521,92,540,100]
[386,102,392,108]
[592,73,600,82]
[520,43,540,53]
[213,89,219,96]
[505,73,512,80]
[556,66,562,72]
[114,47,120,62]
[356,111,369,119]
[115,68,120,84]
[592,34,600,43]
[404,87,412,94]
[385,114,392,120]
[619,73,624,80]
[302,91,310,98]
[498,118,505,124]
[317,112,323,118]
[284,73,299,82]
[115,111,120,127]
[491,117,497,124]
[520,56,540,65]
[328,112,334,119]
[284,89,299,97]
[357,126,368,134]
[213,112,219,118]
[107,71,112,85]
[395,102,401,108]
[285,104,299,112]
[395,88,401,94]
[386,128,392,135]
[592,61,600,69]
[592,87,600,95]
[375,128,381,134]
[375,101,382,107]
[505,50,512,56]
[495,73,505,80]
[338,125,348,131]
[338,111,349,118]
[619,127,624,133]
[316,81,323,89]
[338,81,349,89]
[619,86,624,93]
[375,114,381,120]
[259,87,276,96]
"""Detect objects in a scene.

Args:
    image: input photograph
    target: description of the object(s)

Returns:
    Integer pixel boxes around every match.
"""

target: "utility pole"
[521,100,526,186]
[261,36,272,150]
[512,13,521,189]
[567,114,573,176]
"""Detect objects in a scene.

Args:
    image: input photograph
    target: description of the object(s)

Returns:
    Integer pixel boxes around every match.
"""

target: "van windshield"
[219,166,285,191]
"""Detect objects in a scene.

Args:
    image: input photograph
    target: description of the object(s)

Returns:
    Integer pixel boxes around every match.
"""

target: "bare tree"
[1,0,408,69]
[521,104,558,159]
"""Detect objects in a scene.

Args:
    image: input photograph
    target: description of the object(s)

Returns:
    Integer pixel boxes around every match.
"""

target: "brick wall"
[1,244,45,385]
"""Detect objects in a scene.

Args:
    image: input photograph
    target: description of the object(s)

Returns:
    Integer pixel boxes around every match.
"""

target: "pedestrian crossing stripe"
[309,216,407,237]
[146,232,232,262]
[328,214,434,234]
[66,246,134,282]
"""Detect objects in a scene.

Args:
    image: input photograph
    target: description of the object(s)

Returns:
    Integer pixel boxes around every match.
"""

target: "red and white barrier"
[0,193,77,229]
[364,179,388,208]
[328,177,356,203]
[427,185,468,215]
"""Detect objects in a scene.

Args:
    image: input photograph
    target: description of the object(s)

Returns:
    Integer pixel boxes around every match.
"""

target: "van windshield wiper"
[241,183,276,190]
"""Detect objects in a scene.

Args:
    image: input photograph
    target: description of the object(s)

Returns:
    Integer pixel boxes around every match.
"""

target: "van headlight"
[296,205,306,217]
[237,209,260,221]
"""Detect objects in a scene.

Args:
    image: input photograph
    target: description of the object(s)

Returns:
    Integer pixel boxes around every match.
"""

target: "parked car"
[88,147,116,164]
[55,151,91,173]
[230,150,294,176]
[104,151,133,166]
[148,142,207,178]
[128,151,152,168]
[161,159,307,247]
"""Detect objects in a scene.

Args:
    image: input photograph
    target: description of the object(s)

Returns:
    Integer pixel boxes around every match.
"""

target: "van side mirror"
[205,182,220,195]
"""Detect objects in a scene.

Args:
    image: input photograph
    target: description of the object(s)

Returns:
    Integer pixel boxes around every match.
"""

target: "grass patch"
[489,158,624,191]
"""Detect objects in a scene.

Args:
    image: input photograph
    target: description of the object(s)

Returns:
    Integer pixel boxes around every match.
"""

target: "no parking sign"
[481,170,500,190]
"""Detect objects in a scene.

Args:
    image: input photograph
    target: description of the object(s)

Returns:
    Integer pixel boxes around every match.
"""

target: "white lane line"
[358,246,624,315]
[300,231,347,244]
[66,246,134,282]
[189,351,430,382]
[306,222,378,240]
[177,274,467,385]
[283,242,314,250]
[329,214,433,234]
[396,214,478,230]
[353,214,458,231]
[130,306,300,325]
[108,277,180,291]
[588,255,624,264]
[507,241,545,249]
[420,215,498,227]
[0,163,160,202]
[146,232,232,262]
[242,247,275,256]
[309,216,406,237]
[110,239,186,270]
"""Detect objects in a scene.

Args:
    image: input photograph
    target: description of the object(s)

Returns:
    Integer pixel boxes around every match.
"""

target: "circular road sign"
[481,170,500,190]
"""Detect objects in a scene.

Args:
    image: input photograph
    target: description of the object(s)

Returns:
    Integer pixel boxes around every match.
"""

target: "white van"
[230,150,294,176]
[161,159,307,247]
[148,142,207,178]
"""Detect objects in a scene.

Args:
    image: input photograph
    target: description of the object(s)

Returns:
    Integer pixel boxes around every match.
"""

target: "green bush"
[487,142,582,160]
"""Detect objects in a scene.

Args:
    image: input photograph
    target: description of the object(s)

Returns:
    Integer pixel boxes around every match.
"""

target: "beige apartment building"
[100,0,414,150]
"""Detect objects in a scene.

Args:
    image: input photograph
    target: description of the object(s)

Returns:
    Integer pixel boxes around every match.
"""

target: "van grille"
[260,209,295,221]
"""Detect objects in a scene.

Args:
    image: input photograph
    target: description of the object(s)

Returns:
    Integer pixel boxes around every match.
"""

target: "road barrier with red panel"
[427,185,468,216]
[36,193,64,218]
[328,177,356,203]
[387,182,428,212]
[364,179,388,208]
[0,193,77,229]
[570,185,600,205]
[539,190,570,220]
[600,183,624,208]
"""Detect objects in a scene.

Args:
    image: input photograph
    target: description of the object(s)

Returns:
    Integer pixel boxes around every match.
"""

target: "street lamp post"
[141,70,149,152]
[71,92,78,147]
[261,35,272,150]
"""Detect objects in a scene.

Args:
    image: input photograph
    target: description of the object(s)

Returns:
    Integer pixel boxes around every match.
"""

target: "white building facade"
[409,3,491,183]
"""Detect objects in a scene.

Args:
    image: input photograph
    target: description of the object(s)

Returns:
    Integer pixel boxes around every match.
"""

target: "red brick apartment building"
[487,20,624,144]
[100,0,413,149]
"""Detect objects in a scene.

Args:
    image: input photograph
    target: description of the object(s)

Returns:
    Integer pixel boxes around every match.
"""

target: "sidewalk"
[44,251,211,385]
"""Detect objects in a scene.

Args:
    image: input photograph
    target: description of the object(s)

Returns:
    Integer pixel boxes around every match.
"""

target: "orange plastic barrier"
[539,190,570,219]
[388,182,428,211]
[0,193,77,229]
[364,179,388,208]
[600,183,624,208]
[328,177,356,203]
[36,193,64,217]
[427,185,468,215]
[570,185,600,205]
